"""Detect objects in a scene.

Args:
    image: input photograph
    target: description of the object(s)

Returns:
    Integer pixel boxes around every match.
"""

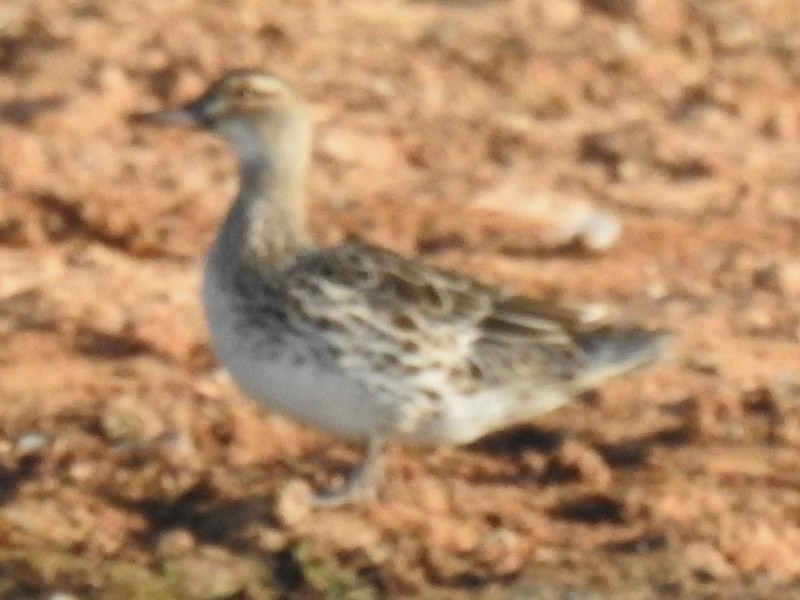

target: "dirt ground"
[1,0,800,598]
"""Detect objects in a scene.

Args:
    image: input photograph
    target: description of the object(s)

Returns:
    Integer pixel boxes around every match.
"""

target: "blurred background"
[1,0,800,598]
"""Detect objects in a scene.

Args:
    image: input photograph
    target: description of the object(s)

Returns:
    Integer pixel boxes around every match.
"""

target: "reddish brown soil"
[2,1,800,598]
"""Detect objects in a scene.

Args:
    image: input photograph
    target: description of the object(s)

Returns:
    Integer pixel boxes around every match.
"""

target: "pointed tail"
[574,327,671,389]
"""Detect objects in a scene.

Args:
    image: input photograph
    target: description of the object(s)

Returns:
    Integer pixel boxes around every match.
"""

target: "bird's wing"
[286,243,588,360]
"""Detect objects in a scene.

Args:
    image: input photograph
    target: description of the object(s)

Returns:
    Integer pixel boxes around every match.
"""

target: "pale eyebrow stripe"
[244,77,286,96]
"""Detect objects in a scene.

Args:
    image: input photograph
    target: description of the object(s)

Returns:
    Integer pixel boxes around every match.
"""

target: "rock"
[274,478,314,528]
[254,526,289,553]
[15,431,47,457]
[157,528,197,557]
[551,440,613,488]
[581,209,622,250]
[472,186,622,252]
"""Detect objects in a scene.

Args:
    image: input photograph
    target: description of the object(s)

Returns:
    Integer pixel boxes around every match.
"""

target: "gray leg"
[313,435,386,507]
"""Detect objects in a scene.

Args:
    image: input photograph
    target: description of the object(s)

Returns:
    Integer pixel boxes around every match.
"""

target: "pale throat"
[220,116,312,271]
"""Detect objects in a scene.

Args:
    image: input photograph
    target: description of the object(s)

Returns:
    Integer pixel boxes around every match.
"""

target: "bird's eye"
[232,86,251,100]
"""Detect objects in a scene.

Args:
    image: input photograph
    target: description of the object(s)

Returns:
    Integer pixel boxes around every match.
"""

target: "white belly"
[202,263,387,440]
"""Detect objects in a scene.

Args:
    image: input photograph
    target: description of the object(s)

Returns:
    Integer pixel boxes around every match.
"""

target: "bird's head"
[134,70,312,167]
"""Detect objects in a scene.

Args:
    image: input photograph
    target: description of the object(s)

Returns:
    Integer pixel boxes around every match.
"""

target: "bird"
[133,70,669,506]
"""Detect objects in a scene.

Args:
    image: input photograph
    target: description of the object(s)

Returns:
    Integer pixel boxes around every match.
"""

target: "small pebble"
[15,431,47,457]
[274,478,314,528]
[157,528,197,558]
[541,196,622,251]
[581,210,622,251]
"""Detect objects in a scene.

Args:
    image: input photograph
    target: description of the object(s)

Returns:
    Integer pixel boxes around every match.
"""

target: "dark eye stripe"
[231,85,275,101]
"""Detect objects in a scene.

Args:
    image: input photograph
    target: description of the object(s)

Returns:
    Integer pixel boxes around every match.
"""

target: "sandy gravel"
[1,1,800,598]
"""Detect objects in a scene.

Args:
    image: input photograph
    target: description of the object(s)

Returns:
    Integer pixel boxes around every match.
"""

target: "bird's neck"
[221,115,312,272]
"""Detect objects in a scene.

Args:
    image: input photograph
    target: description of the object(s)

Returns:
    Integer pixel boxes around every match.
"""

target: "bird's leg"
[313,435,386,507]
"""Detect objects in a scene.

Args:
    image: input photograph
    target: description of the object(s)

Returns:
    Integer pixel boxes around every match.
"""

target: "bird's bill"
[130,97,214,128]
